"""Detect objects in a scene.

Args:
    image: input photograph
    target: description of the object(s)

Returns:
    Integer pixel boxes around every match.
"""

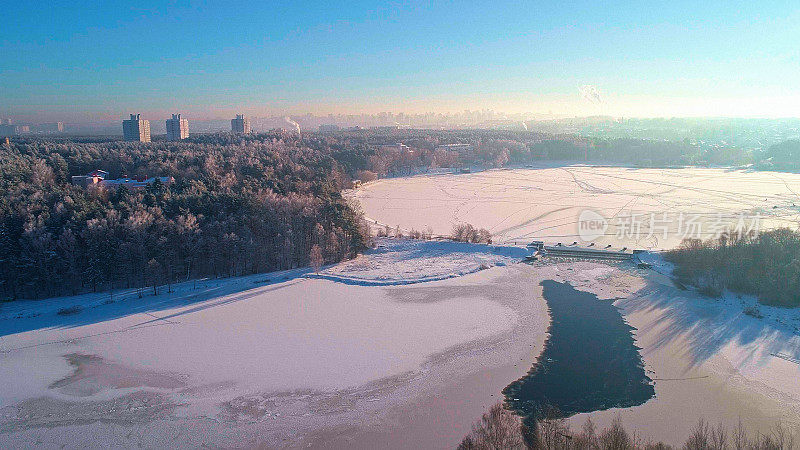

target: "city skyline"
[2,1,799,122]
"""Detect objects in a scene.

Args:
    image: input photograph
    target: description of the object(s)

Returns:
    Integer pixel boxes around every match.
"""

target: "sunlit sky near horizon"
[1,0,799,122]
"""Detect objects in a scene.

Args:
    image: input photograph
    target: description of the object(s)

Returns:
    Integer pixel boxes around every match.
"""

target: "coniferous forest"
[0,133,370,300]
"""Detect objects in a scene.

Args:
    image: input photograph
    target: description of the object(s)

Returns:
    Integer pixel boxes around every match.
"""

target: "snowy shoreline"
[550,261,800,444]
[1,238,799,446]
[0,239,547,448]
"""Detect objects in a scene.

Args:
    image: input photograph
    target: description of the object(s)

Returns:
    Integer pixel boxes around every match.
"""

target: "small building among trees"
[71,169,110,187]
[71,169,173,190]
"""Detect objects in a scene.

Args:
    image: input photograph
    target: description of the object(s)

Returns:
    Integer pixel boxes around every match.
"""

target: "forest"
[758,139,800,171]
[0,134,370,300]
[666,228,800,307]
[302,128,761,180]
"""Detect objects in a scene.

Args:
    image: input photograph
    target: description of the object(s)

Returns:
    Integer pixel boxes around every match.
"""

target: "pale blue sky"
[1,0,799,121]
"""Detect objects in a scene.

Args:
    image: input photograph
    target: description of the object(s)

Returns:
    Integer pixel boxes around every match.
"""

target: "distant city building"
[0,124,24,136]
[122,114,151,142]
[36,122,64,133]
[166,114,189,141]
[231,114,251,134]
[319,124,340,132]
[0,118,11,125]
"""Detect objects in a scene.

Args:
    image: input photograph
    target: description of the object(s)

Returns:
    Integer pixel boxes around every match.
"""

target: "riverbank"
[298,263,548,449]
[550,261,800,445]
[312,258,800,447]
[0,240,548,448]
[2,239,799,447]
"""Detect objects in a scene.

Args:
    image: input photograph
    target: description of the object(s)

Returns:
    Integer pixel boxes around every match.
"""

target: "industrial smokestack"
[284,116,301,137]
[579,85,603,105]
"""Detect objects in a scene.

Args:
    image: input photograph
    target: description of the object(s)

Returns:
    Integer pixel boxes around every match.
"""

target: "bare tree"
[309,244,324,273]
[457,403,526,450]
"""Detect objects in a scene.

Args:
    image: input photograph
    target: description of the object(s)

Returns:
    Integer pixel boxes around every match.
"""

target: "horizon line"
[4,113,800,126]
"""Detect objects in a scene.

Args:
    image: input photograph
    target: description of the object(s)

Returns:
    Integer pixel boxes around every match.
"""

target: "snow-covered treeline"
[0,135,370,299]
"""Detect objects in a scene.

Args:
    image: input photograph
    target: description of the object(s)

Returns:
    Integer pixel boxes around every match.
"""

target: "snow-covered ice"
[351,165,800,249]
[0,239,546,448]
[543,260,800,444]
[310,237,529,285]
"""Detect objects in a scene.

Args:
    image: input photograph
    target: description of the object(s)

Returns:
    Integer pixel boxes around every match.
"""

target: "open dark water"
[504,280,655,422]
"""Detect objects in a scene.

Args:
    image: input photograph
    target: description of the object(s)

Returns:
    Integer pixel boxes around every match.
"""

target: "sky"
[1,0,799,122]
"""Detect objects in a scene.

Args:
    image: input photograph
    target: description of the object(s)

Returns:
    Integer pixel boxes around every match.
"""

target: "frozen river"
[350,165,800,249]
